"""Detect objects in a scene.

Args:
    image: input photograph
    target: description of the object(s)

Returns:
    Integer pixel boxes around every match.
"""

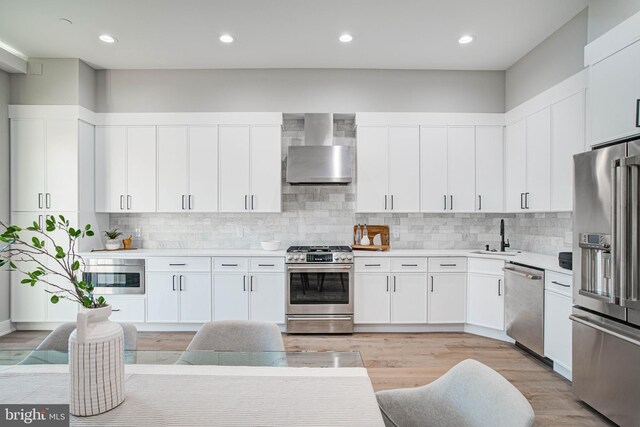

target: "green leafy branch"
[0,216,106,308]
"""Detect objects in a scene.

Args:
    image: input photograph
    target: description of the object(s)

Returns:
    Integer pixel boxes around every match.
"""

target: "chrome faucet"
[500,219,510,252]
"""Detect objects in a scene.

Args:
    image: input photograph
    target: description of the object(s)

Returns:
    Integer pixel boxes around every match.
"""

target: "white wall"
[79,60,96,111]
[587,0,640,42]
[0,69,10,322]
[10,58,80,105]
[95,68,505,113]
[505,8,588,111]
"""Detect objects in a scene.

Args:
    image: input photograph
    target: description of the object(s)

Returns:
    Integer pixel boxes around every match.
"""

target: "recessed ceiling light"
[458,35,474,44]
[219,34,234,43]
[339,34,353,43]
[99,34,117,43]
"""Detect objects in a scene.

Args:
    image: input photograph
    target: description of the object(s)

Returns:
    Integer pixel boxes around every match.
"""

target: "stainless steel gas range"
[285,245,354,334]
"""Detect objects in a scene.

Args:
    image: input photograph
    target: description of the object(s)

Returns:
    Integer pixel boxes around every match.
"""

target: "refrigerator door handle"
[570,315,640,348]
[611,158,619,305]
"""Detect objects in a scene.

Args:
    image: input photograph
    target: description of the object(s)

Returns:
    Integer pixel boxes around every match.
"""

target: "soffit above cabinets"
[0,0,587,70]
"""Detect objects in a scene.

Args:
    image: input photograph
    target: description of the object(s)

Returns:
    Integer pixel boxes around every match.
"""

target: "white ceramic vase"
[105,239,120,250]
[69,305,125,416]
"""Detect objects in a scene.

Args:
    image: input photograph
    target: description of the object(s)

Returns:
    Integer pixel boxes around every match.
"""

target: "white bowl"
[261,241,281,251]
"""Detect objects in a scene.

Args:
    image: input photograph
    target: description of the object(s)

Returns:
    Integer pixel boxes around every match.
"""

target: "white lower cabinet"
[103,296,146,323]
[391,274,428,323]
[544,270,573,379]
[213,265,285,323]
[428,273,466,323]
[146,272,212,323]
[354,273,391,324]
[467,273,504,330]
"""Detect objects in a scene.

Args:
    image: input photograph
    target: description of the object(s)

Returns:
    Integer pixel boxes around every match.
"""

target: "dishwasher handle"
[502,267,543,281]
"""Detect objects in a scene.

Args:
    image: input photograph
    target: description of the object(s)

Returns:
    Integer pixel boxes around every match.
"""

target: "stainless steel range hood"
[286,114,352,185]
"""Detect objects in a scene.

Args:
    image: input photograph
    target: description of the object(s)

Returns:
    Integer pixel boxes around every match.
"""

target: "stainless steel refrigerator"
[573,138,640,426]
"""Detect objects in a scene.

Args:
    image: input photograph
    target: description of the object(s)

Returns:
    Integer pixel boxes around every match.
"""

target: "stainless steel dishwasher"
[503,262,545,356]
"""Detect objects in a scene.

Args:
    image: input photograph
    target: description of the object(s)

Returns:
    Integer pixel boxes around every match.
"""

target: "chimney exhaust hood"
[286,113,352,185]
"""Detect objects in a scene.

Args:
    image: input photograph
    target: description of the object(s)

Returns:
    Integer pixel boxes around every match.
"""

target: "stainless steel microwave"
[82,259,145,295]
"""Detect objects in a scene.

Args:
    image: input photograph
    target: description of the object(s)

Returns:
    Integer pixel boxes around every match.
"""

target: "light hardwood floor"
[0,330,613,426]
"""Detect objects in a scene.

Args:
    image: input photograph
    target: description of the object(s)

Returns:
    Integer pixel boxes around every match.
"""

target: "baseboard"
[463,324,514,343]
[354,324,465,333]
[0,319,13,337]
[553,362,572,381]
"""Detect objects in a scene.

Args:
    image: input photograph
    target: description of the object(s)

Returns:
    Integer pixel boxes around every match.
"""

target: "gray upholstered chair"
[177,320,286,366]
[375,359,535,427]
[20,322,137,364]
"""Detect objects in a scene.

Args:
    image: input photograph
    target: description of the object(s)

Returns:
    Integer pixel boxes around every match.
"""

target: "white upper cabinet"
[551,92,586,211]
[158,126,218,212]
[250,126,282,213]
[447,127,476,212]
[475,126,504,212]
[420,127,448,212]
[357,126,419,212]
[219,125,281,213]
[95,126,157,213]
[421,126,478,212]
[525,107,551,211]
[589,38,640,145]
[158,126,189,212]
[388,127,420,212]
[505,119,529,212]
[11,119,78,212]
[356,126,389,212]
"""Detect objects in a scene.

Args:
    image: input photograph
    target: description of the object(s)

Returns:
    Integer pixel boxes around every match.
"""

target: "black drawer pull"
[169,263,186,266]
[551,280,570,288]
[258,264,275,267]
[112,309,121,312]
[365,264,381,267]
[401,264,418,267]
[221,264,239,267]
[440,264,457,267]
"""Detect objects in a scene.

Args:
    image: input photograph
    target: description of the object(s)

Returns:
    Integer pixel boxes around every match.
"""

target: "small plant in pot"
[104,228,123,250]
[0,216,126,416]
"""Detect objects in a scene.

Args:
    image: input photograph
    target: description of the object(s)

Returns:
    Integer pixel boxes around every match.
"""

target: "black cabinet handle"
[243,275,246,292]
[172,275,176,291]
[440,263,457,267]
[169,263,186,266]
[498,279,501,296]
[179,275,184,291]
[636,99,640,127]
[450,195,453,211]
[393,276,396,292]
[551,280,570,288]
[112,309,121,312]
[386,276,389,292]
[443,195,447,210]
[364,264,381,267]
[258,264,275,267]
[478,195,482,211]
[430,276,434,292]
[401,264,418,267]
[221,263,238,267]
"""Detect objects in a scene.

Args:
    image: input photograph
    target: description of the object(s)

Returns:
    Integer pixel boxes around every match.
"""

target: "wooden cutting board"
[352,225,390,251]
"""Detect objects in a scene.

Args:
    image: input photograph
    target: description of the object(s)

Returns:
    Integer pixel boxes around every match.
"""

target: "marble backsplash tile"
[110,119,573,256]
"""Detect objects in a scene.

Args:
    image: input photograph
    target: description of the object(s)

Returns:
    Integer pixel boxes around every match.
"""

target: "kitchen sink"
[471,250,519,257]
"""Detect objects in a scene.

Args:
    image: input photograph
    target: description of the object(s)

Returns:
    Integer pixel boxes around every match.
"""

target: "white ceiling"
[0,0,588,71]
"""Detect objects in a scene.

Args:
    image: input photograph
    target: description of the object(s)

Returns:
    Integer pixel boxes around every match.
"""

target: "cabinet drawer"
[355,257,391,272]
[250,257,285,272]
[107,297,145,323]
[391,258,427,272]
[147,257,211,272]
[214,257,249,272]
[428,257,467,273]
[545,270,572,297]
[468,258,504,275]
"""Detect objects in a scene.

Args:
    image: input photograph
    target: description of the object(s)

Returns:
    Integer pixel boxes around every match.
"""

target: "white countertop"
[80,248,571,274]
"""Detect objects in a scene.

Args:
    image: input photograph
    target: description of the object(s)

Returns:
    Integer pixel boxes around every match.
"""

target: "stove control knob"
[287,255,293,261]
[346,255,353,260]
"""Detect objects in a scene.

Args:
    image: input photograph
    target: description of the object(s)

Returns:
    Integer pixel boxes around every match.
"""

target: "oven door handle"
[287,316,353,321]
[286,265,352,271]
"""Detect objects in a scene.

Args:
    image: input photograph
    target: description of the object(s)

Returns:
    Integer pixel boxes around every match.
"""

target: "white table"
[0,364,385,426]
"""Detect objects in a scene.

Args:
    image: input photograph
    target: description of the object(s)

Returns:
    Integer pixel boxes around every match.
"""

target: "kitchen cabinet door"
[146,272,180,323]
[390,274,427,323]
[420,127,448,212]
[447,127,476,212]
[250,126,282,213]
[188,126,219,212]
[505,120,527,212]
[467,273,504,330]
[213,274,249,320]
[157,126,188,213]
[11,119,45,212]
[178,273,212,323]
[96,127,127,213]
[428,273,466,324]
[356,126,389,212]
[10,212,47,322]
[590,38,640,145]
[219,126,251,212]
[126,127,157,213]
[45,120,78,212]
[388,126,420,212]
[551,92,585,211]
[526,107,551,211]
[544,290,572,373]
[354,273,390,324]
[475,126,504,212]
[249,274,285,323]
